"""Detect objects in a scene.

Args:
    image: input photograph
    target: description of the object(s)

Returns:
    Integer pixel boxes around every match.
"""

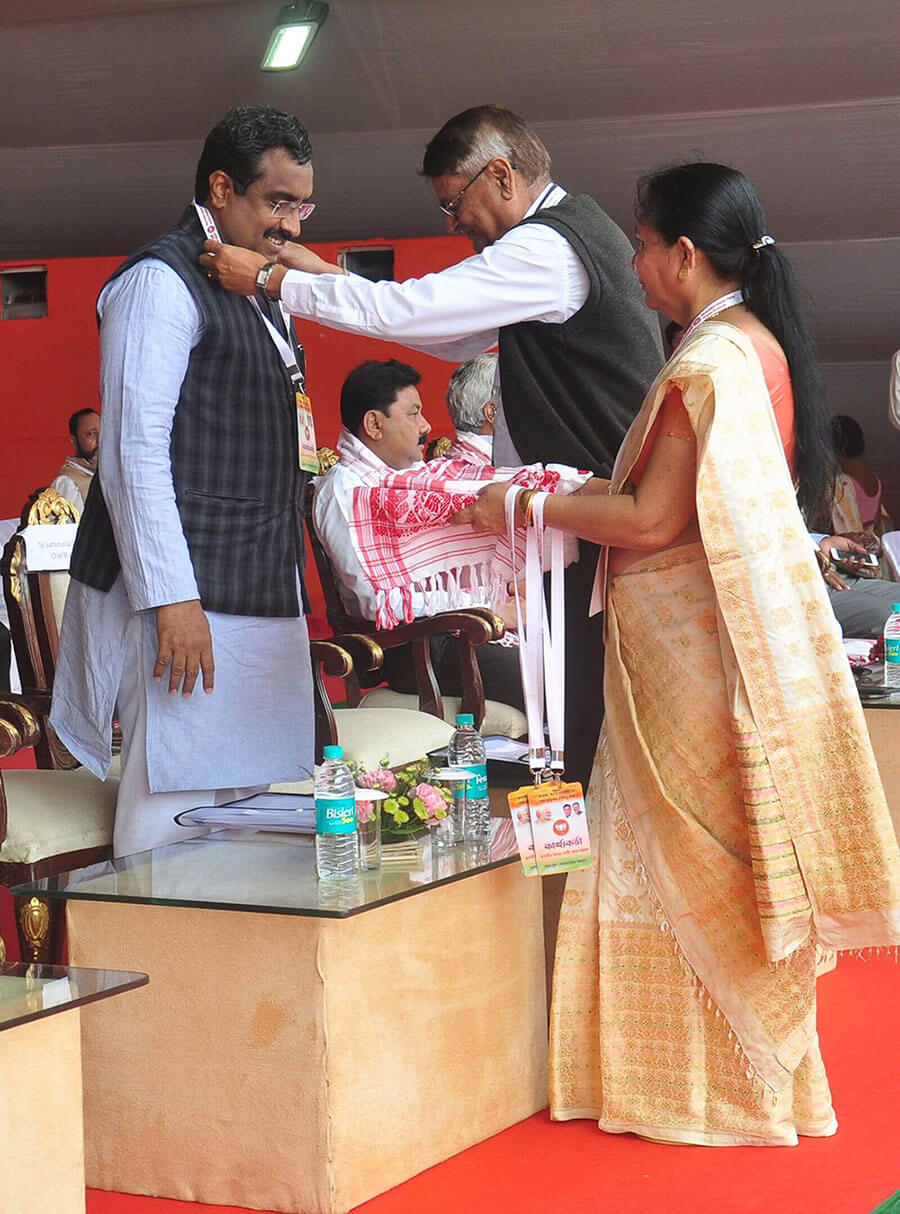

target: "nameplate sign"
[20,524,78,571]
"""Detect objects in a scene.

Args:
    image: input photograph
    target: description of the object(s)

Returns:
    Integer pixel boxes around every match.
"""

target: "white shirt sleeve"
[890,350,900,431]
[279,220,589,360]
[97,258,203,611]
[51,475,85,515]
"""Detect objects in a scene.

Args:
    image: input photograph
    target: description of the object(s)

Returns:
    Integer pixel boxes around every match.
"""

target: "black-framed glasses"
[439,164,490,218]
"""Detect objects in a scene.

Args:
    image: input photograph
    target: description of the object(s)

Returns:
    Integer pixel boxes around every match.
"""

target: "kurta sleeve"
[97,259,203,611]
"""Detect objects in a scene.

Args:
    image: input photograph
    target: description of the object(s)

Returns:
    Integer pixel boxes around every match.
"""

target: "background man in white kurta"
[51,408,100,514]
[444,354,497,464]
[51,106,317,856]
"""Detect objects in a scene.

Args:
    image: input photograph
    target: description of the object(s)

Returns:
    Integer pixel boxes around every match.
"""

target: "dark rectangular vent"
[1,266,48,320]
[337,247,394,283]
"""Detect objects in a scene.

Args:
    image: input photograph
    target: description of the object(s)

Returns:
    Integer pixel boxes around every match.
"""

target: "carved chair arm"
[332,609,497,727]
[0,697,41,758]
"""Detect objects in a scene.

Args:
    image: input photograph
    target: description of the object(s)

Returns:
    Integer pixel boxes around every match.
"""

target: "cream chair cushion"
[0,768,117,865]
[260,710,456,794]
[267,778,315,795]
[359,689,527,740]
[48,569,71,633]
[334,706,454,771]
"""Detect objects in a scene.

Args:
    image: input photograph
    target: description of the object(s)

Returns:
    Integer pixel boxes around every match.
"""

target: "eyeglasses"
[439,164,490,218]
[267,198,316,221]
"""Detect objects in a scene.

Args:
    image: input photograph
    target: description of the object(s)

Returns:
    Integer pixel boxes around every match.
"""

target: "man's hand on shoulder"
[154,599,215,697]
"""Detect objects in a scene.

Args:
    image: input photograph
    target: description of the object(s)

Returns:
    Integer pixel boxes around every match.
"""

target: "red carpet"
[85,953,900,1214]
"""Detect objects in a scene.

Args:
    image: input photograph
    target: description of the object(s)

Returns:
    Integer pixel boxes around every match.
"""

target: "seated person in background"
[51,408,100,514]
[830,413,894,540]
[812,528,900,639]
[314,359,527,713]
[444,354,498,464]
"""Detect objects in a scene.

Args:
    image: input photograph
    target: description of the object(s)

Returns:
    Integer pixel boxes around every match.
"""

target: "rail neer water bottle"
[315,744,359,879]
[448,713,490,840]
[884,602,900,688]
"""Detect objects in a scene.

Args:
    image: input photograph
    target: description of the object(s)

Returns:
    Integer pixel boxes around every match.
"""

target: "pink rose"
[411,782,448,821]
[356,800,375,825]
[357,768,396,793]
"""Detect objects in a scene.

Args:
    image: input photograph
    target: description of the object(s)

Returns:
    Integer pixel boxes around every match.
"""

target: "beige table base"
[0,1011,85,1214]
[68,862,547,1214]
[865,707,900,840]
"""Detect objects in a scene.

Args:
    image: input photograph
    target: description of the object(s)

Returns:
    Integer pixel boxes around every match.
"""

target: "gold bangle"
[814,549,831,576]
[523,489,538,527]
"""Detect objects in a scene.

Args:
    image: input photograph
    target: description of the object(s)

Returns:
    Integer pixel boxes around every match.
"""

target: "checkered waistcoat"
[70,208,307,617]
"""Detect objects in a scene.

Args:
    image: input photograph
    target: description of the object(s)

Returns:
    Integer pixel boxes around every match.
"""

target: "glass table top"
[0,964,148,1033]
[853,661,900,708]
[13,819,520,920]
[857,685,900,709]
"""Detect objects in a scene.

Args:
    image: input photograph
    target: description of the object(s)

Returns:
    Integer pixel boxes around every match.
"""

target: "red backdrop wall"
[0,235,473,616]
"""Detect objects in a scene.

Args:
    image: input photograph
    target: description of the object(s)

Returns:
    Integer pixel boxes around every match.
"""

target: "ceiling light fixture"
[261,1,329,71]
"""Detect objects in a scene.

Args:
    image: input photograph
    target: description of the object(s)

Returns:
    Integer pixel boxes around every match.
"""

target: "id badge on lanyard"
[503,487,592,876]
[193,200,319,473]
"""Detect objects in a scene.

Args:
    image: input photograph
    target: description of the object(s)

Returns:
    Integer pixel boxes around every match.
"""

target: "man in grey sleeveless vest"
[50,106,316,855]
[203,105,663,791]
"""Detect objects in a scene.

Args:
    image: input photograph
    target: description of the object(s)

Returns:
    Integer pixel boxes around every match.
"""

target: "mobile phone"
[830,549,878,567]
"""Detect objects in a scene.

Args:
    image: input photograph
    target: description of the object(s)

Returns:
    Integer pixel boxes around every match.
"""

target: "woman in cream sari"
[461,163,900,1145]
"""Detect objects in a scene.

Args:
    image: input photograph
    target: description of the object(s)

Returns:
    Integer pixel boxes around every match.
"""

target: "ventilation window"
[1,266,48,320]
[337,247,394,282]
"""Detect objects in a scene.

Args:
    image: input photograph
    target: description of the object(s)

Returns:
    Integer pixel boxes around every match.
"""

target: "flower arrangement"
[350,758,452,839]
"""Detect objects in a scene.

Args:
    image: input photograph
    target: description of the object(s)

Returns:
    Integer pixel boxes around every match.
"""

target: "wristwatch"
[256,262,278,296]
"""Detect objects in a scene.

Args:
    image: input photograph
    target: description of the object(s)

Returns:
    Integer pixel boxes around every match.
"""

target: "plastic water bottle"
[884,602,900,688]
[448,713,490,841]
[315,744,359,879]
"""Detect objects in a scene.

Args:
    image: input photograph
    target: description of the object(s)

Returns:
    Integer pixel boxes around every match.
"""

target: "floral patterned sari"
[549,323,900,1144]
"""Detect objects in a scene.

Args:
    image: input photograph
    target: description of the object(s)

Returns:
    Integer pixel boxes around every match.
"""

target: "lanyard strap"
[533,493,566,773]
[192,201,305,391]
[680,289,744,344]
[505,486,566,780]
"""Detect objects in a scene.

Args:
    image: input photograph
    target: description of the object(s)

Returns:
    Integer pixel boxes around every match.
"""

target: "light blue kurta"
[51,259,314,793]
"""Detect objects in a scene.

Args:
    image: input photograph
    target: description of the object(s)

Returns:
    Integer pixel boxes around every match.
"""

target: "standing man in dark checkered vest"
[51,106,317,855]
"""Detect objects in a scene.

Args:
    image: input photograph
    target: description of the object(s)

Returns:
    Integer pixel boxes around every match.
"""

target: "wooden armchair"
[0,697,117,964]
[296,631,455,777]
[304,461,525,737]
[2,488,89,769]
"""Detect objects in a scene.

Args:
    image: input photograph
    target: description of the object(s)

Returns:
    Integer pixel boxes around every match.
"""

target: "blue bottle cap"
[455,713,474,726]
[323,744,344,759]
[893,603,900,613]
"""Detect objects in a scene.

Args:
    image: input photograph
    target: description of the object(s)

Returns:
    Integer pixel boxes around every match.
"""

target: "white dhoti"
[52,576,315,857]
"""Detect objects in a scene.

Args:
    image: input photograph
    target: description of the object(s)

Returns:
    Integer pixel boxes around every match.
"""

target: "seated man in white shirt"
[51,408,100,514]
[314,358,525,713]
[444,354,497,464]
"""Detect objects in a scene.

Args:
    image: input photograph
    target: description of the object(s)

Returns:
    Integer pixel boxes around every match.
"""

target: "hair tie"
[751,235,775,252]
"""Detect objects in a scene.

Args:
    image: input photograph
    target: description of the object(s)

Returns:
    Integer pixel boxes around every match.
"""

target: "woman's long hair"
[636,163,835,523]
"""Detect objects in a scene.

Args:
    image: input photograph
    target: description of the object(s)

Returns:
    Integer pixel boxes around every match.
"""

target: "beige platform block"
[864,707,900,840]
[68,862,547,1214]
[0,1011,85,1214]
